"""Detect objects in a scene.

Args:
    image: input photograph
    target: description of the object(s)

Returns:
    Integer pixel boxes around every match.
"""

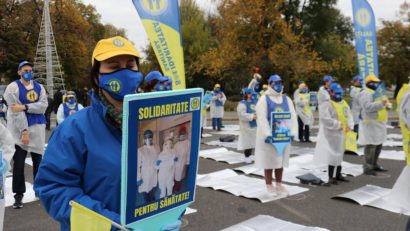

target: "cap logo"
[112,39,125,47]
[109,79,122,93]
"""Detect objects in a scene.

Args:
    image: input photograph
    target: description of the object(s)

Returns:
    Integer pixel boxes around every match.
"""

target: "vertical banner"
[132,0,186,89]
[121,88,203,230]
[270,112,292,156]
[352,0,379,79]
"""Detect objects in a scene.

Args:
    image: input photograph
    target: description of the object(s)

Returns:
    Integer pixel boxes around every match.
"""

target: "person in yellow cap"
[260,84,268,95]
[294,83,313,142]
[34,36,182,230]
[358,74,391,175]
[210,83,226,131]
[56,91,84,124]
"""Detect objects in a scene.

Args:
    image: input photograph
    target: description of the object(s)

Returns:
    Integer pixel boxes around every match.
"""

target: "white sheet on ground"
[383,140,403,147]
[185,207,197,215]
[202,133,212,138]
[5,177,37,207]
[210,130,240,136]
[205,140,238,149]
[221,215,330,231]
[291,146,315,156]
[199,148,245,164]
[386,133,402,140]
[197,169,308,203]
[333,182,410,216]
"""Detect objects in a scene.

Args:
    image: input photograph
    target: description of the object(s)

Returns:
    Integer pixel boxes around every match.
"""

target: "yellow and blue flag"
[373,81,386,99]
[132,0,186,90]
[352,0,378,80]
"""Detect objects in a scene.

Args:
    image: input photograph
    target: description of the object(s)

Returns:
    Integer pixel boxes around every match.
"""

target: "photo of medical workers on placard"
[136,114,192,207]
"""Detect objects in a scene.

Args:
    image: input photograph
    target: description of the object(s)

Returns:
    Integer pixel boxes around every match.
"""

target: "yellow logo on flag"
[356,8,371,27]
[26,90,38,102]
[109,80,121,93]
[190,97,200,111]
[142,0,168,15]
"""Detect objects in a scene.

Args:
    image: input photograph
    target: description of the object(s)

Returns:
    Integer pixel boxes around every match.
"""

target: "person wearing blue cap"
[210,84,226,131]
[143,70,173,92]
[3,60,48,209]
[350,76,363,136]
[137,129,160,203]
[237,88,257,163]
[313,75,335,167]
[319,83,354,185]
[56,91,84,124]
[255,75,298,195]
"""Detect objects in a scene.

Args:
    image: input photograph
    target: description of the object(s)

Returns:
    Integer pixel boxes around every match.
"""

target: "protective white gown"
[357,89,387,145]
[350,86,362,125]
[294,93,314,126]
[313,86,332,167]
[174,139,190,181]
[319,101,354,166]
[210,91,226,118]
[137,145,159,193]
[254,88,298,169]
[0,123,15,170]
[156,147,177,198]
[237,102,257,150]
[0,104,7,126]
[56,102,84,124]
[4,81,47,155]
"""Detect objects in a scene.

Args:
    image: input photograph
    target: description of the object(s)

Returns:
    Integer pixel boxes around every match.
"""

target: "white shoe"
[275,184,289,195]
[266,184,277,195]
[244,157,253,164]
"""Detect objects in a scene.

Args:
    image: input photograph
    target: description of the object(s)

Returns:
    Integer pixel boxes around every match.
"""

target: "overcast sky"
[81,0,407,58]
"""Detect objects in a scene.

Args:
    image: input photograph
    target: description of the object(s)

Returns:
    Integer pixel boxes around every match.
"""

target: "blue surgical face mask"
[250,94,257,101]
[367,82,380,91]
[67,97,76,104]
[21,72,33,81]
[300,88,308,94]
[154,81,172,91]
[332,92,343,102]
[99,68,143,101]
[214,88,221,93]
[144,138,153,146]
[271,83,283,93]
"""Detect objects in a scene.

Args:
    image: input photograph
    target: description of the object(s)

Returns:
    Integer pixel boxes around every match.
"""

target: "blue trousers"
[212,118,222,129]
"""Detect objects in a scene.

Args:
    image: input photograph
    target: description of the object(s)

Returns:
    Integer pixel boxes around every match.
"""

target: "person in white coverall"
[237,88,257,163]
[137,130,160,202]
[0,123,14,231]
[392,78,410,229]
[358,74,390,175]
[313,75,335,167]
[320,83,353,185]
[156,138,178,198]
[294,83,313,142]
[255,75,298,195]
[210,84,226,131]
[56,91,84,125]
[4,61,47,209]
[350,76,363,136]
[174,126,190,193]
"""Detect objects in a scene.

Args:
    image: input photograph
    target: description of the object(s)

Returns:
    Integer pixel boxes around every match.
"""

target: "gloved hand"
[156,160,162,166]
[160,220,182,231]
[174,157,178,162]
[137,179,143,186]
[265,136,272,144]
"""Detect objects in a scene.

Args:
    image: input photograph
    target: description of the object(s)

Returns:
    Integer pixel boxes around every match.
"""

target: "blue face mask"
[21,72,33,81]
[99,68,143,101]
[67,98,76,104]
[144,138,153,146]
[300,88,308,94]
[250,94,257,101]
[332,92,343,102]
[271,84,283,93]
[367,82,380,91]
[154,81,172,91]
[214,88,221,93]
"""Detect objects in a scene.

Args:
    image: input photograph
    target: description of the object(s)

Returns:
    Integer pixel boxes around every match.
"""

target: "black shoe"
[336,176,350,182]
[324,178,338,185]
[217,128,221,131]
[364,169,377,176]
[305,140,313,143]
[13,195,23,209]
[374,166,387,172]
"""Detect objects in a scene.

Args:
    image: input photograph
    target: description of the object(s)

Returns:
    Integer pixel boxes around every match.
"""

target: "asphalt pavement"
[3,114,409,231]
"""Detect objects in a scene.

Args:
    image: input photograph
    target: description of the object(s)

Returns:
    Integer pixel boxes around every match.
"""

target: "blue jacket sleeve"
[34,124,120,230]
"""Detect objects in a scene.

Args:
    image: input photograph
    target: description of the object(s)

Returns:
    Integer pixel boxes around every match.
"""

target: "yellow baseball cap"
[92,36,140,65]
[365,74,380,83]
[299,83,307,88]
[214,84,221,88]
